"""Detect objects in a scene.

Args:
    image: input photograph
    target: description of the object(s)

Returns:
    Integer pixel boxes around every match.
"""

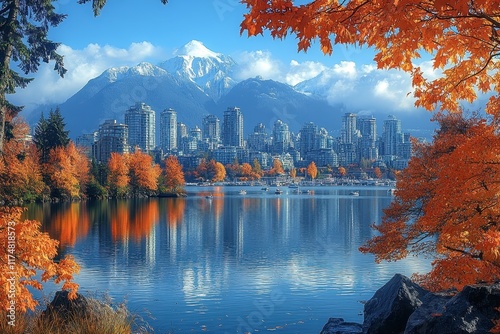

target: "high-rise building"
[341,113,359,144]
[299,122,318,157]
[272,120,291,153]
[159,108,177,152]
[176,122,188,151]
[382,115,402,156]
[358,116,378,160]
[125,102,155,152]
[75,132,97,159]
[95,120,129,162]
[247,123,268,151]
[222,106,244,147]
[202,114,220,141]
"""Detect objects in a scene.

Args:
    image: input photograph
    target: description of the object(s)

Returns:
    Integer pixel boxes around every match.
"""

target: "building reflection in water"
[26,188,431,333]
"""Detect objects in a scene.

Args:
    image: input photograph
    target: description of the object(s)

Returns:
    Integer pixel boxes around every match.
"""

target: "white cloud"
[234,50,283,81]
[285,60,327,86]
[11,42,166,112]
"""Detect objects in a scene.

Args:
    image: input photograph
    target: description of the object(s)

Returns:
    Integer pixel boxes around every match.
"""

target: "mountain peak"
[175,40,220,59]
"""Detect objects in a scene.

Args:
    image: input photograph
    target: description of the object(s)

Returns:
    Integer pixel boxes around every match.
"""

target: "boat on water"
[261,187,269,191]
[349,191,360,196]
[275,188,283,194]
[205,194,213,199]
[239,190,247,195]
[288,184,299,189]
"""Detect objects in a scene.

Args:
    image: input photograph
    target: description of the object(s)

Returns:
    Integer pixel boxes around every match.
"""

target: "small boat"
[205,194,213,199]
[307,190,314,195]
[239,190,247,195]
[288,184,299,189]
[261,187,269,191]
[275,188,283,194]
[349,191,359,196]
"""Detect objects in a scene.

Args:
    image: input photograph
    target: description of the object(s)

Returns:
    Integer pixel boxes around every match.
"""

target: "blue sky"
[12,0,438,131]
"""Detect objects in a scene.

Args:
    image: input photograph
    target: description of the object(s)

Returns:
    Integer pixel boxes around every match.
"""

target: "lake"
[25,185,430,333]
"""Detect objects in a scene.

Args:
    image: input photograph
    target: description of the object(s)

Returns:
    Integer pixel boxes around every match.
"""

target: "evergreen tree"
[33,108,70,163]
[0,1,168,153]
[46,108,70,147]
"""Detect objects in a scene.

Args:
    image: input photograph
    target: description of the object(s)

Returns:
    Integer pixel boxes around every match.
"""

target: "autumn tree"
[338,166,347,178]
[289,168,297,179]
[307,161,318,180]
[360,114,500,291]
[241,1,500,119]
[268,158,284,176]
[45,142,89,199]
[212,161,226,182]
[128,150,161,196]
[107,153,130,197]
[374,167,383,179]
[161,155,185,193]
[0,207,80,312]
[0,118,45,203]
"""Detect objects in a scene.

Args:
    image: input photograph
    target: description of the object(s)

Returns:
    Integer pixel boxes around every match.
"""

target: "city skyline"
[84,102,412,170]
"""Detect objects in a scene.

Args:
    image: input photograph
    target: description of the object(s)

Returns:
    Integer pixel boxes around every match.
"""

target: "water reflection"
[25,187,430,333]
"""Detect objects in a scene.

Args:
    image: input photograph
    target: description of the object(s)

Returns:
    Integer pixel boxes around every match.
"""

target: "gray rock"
[320,318,363,334]
[405,283,500,334]
[363,274,429,334]
[404,292,451,333]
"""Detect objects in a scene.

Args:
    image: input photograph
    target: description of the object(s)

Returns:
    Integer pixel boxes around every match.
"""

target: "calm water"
[25,186,430,333]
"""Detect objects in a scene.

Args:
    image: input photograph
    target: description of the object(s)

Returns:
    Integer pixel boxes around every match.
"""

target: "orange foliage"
[0,119,45,203]
[241,1,500,118]
[289,168,297,179]
[360,114,500,291]
[268,158,284,176]
[0,207,79,312]
[128,150,161,196]
[374,167,383,179]
[45,142,89,199]
[108,152,129,197]
[338,166,347,177]
[307,161,318,180]
[163,155,185,192]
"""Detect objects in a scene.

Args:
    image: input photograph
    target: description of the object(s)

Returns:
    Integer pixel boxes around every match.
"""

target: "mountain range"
[29,40,435,139]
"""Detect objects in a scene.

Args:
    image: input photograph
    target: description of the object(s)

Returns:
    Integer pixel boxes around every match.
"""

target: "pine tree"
[33,108,70,163]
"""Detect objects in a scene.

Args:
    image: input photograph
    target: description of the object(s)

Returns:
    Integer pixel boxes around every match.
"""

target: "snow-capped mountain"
[159,40,237,100]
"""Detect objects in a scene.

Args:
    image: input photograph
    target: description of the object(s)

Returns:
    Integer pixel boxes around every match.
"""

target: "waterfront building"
[177,122,188,152]
[382,115,402,157]
[159,108,177,152]
[272,120,291,153]
[299,122,318,157]
[358,116,378,161]
[222,107,244,147]
[125,102,155,152]
[247,123,268,152]
[202,114,220,141]
[94,120,129,162]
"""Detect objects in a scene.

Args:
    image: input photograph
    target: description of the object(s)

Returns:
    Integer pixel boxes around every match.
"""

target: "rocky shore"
[321,274,500,334]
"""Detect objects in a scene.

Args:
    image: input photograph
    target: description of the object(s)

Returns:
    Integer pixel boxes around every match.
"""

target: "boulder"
[320,318,363,334]
[363,274,429,334]
[404,292,451,333]
[43,290,90,320]
[405,283,500,334]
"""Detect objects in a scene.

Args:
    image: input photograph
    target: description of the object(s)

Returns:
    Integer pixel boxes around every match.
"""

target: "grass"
[0,295,152,334]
